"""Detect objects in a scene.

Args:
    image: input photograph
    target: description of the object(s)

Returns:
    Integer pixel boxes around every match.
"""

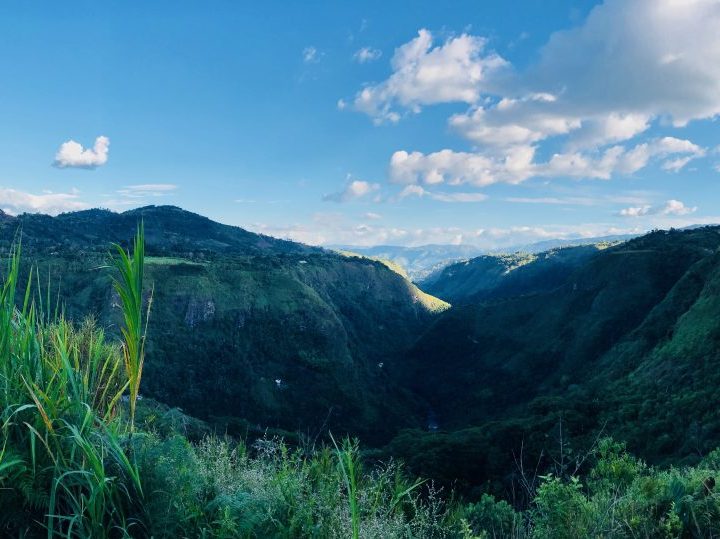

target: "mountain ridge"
[3,205,446,444]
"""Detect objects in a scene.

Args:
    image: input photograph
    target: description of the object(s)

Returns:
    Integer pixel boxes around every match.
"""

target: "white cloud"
[445,0,720,149]
[448,94,582,149]
[530,0,720,127]
[0,187,88,215]
[398,184,488,202]
[660,199,697,216]
[250,216,643,249]
[505,191,654,207]
[391,147,532,186]
[619,198,697,217]
[432,192,488,202]
[347,1,720,198]
[117,184,178,198]
[363,212,383,220]
[389,137,704,187]
[350,29,507,123]
[54,136,110,169]
[302,46,320,63]
[398,185,427,198]
[323,179,380,203]
[619,205,652,217]
[354,47,382,63]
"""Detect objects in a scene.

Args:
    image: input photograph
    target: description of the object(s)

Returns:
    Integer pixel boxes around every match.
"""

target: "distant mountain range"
[331,233,638,281]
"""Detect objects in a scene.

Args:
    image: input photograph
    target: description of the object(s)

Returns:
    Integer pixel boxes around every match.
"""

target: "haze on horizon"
[2,0,720,249]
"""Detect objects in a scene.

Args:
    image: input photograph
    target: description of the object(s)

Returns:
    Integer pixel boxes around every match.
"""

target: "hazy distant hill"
[329,244,485,281]
[333,233,638,282]
[497,232,638,255]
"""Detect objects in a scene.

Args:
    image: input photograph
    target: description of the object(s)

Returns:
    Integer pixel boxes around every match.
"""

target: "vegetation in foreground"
[4,227,720,537]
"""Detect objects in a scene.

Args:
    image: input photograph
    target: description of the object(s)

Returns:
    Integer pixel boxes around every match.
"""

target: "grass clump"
[134,434,452,538]
[0,240,144,537]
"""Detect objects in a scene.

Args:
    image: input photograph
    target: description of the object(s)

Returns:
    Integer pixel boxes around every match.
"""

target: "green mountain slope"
[337,250,450,313]
[1,205,314,256]
[6,206,446,444]
[420,244,612,304]
[389,227,720,490]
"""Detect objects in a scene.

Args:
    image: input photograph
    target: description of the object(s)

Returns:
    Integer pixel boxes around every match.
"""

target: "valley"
[8,206,720,496]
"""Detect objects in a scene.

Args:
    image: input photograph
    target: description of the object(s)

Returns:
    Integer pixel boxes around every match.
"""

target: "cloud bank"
[0,188,88,215]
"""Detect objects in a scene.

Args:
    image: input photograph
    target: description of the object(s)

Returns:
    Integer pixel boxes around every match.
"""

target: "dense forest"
[4,206,720,537]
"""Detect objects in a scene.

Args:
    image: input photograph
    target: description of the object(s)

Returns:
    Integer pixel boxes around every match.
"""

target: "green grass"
[0,240,143,537]
[145,256,205,266]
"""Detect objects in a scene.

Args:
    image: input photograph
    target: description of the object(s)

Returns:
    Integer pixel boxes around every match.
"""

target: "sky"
[2,0,720,249]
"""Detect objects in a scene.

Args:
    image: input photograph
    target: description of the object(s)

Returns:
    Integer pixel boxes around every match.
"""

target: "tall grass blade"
[109,222,151,432]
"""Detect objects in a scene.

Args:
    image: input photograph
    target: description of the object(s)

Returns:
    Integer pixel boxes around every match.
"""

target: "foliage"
[109,221,151,431]
[0,240,143,537]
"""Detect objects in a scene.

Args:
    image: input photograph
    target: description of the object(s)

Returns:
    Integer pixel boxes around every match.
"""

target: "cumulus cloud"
[389,137,704,187]
[347,1,720,196]
[619,205,652,217]
[660,199,697,216]
[619,199,697,217]
[364,212,383,220]
[529,0,720,127]
[354,47,382,63]
[0,188,88,215]
[54,136,109,169]
[350,29,507,123]
[323,179,380,203]
[430,0,720,147]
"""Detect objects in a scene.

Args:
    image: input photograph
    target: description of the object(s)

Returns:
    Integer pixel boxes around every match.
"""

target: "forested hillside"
[8,207,720,500]
[4,206,446,444]
[420,245,605,304]
[389,227,720,493]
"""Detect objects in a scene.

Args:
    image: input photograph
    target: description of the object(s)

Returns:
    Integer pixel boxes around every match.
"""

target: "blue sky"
[1,0,719,248]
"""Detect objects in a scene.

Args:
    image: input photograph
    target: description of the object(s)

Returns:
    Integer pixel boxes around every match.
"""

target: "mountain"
[2,205,314,256]
[330,244,485,281]
[420,244,609,304]
[333,234,638,283]
[5,206,447,444]
[11,206,720,496]
[386,226,720,490]
[496,232,638,255]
